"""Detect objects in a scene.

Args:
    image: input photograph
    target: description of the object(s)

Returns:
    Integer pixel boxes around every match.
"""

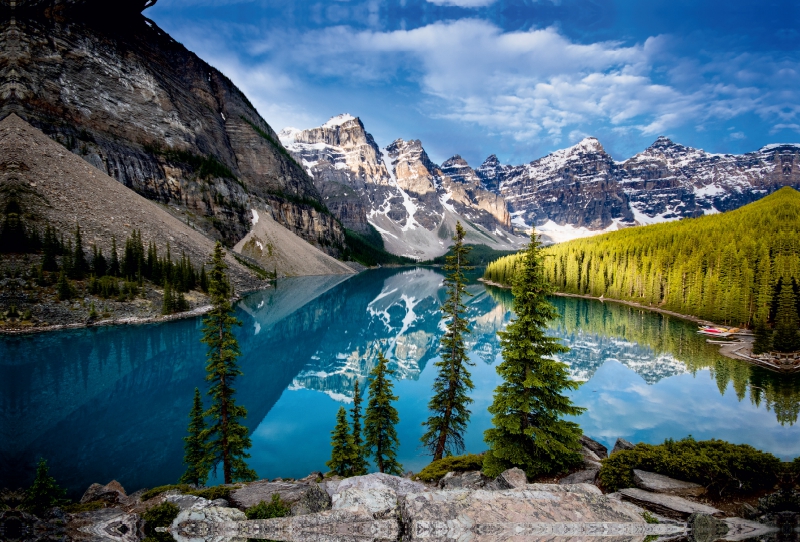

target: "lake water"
[1,267,798,498]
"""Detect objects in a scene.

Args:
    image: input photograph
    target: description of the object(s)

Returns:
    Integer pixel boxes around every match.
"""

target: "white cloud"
[164,17,800,149]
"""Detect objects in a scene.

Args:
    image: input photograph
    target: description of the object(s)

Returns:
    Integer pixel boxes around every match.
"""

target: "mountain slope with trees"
[485,187,800,335]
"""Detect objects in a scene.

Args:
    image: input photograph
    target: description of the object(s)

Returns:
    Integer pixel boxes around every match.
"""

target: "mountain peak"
[322,113,358,129]
[570,137,604,154]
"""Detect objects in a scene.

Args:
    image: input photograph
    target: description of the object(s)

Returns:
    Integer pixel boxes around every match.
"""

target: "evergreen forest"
[485,188,800,342]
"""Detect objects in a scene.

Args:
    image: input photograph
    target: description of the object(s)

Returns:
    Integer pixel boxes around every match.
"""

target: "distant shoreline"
[476,278,783,368]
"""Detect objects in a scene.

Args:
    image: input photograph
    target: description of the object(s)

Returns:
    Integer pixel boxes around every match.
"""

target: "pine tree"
[483,234,585,478]
[56,269,72,302]
[752,318,773,355]
[200,242,257,484]
[350,380,369,476]
[364,352,402,475]
[180,388,209,486]
[162,280,174,315]
[421,221,475,461]
[327,406,359,477]
[109,237,120,277]
[773,281,800,353]
[22,458,68,517]
[71,225,88,280]
[41,226,59,272]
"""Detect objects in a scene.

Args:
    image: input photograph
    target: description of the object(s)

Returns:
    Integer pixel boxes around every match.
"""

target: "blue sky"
[147,0,799,166]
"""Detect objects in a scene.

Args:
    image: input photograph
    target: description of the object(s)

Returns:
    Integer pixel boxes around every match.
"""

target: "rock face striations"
[280,115,525,260]
[0,9,345,254]
[478,136,800,241]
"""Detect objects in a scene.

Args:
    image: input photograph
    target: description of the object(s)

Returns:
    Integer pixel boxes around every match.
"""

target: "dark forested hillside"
[485,187,800,329]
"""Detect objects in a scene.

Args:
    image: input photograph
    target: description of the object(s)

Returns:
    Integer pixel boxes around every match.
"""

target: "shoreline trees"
[421,221,475,461]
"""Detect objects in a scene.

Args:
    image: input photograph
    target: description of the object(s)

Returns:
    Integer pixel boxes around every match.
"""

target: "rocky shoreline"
[5,437,792,542]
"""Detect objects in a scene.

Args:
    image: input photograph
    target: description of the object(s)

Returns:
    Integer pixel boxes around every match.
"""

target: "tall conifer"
[350,380,369,476]
[327,407,358,477]
[421,221,474,461]
[483,234,584,478]
[180,388,209,486]
[773,281,800,353]
[364,353,402,475]
[22,458,68,517]
[200,242,257,484]
[109,237,120,277]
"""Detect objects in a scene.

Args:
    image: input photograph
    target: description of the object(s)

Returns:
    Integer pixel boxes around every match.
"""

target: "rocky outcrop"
[611,438,635,455]
[280,115,526,259]
[0,12,345,254]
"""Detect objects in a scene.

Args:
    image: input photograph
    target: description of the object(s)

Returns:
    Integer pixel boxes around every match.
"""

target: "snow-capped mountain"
[280,115,526,260]
[478,136,800,243]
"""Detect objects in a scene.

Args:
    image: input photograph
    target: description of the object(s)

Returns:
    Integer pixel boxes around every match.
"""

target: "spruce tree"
[483,234,585,478]
[421,221,474,461]
[71,225,88,280]
[162,280,174,315]
[180,388,209,486]
[773,281,800,353]
[41,226,58,272]
[56,269,72,302]
[109,237,120,277]
[752,317,773,355]
[364,352,402,475]
[350,380,369,476]
[22,458,68,517]
[200,242,257,484]
[327,406,358,477]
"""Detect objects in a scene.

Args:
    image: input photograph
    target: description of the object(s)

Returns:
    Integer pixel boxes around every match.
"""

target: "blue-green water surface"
[1,268,797,497]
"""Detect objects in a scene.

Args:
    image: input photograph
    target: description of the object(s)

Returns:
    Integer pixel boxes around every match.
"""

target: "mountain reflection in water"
[0,268,797,497]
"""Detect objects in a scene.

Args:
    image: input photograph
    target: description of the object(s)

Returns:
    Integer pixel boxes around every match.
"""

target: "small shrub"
[416,454,484,482]
[598,437,782,496]
[142,502,180,542]
[191,486,233,501]
[642,511,659,524]
[245,494,290,520]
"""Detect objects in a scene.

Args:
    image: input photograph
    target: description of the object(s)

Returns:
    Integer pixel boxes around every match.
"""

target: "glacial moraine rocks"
[633,470,706,497]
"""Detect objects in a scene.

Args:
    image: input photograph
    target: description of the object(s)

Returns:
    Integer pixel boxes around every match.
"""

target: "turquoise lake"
[1,267,798,498]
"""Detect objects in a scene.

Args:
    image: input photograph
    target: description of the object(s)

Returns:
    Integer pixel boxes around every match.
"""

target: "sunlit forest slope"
[485,187,800,328]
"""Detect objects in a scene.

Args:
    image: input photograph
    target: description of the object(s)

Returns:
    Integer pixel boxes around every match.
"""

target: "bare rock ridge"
[0,11,345,256]
[280,115,526,260]
[0,113,258,289]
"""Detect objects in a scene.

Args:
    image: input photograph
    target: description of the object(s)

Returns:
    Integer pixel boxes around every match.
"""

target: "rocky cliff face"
[280,115,524,259]
[0,11,345,254]
[478,136,800,240]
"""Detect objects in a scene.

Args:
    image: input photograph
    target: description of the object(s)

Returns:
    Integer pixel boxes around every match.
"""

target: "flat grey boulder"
[611,438,636,455]
[633,469,705,496]
[526,482,602,495]
[334,472,426,498]
[229,481,331,516]
[619,488,723,519]
[494,467,527,489]
[164,493,218,511]
[331,487,398,518]
[581,435,609,459]
[559,469,599,485]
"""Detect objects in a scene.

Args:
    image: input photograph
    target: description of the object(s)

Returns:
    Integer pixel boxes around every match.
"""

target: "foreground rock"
[611,438,635,455]
[633,469,705,497]
[400,486,684,541]
[618,488,723,519]
[172,506,398,542]
[229,481,331,516]
[559,469,600,485]
[333,472,426,498]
